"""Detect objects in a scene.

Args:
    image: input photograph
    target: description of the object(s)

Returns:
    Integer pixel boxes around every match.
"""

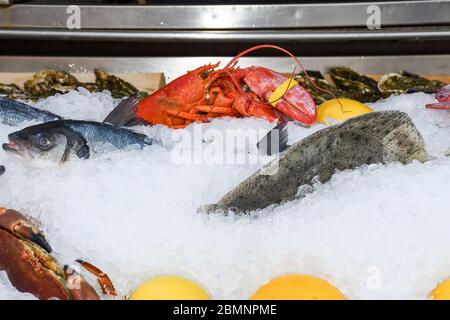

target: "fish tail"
[257,121,290,155]
[103,94,146,127]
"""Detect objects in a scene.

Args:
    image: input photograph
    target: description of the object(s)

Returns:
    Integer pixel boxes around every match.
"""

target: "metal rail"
[1,29,449,42]
[1,55,449,80]
[0,1,449,30]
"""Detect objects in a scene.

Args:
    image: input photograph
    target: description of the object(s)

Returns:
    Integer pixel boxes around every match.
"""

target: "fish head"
[2,121,90,165]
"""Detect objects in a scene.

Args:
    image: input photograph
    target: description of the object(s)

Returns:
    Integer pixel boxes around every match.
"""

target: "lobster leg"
[426,102,450,109]
[195,105,240,116]
[165,109,209,122]
[76,259,117,296]
[233,96,284,123]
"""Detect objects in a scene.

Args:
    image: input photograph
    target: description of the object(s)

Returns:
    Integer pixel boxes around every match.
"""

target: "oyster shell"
[23,70,80,99]
[93,69,143,98]
[295,70,345,104]
[0,83,30,100]
[21,69,144,100]
[329,67,381,103]
[378,71,446,96]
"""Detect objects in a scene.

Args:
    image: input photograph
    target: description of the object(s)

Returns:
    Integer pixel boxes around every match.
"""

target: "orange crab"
[0,208,116,300]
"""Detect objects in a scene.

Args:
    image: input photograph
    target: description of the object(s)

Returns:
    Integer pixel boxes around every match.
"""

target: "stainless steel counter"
[0,1,449,30]
[0,1,448,56]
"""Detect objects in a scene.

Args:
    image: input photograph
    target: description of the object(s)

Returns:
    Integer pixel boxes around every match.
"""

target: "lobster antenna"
[225,44,346,112]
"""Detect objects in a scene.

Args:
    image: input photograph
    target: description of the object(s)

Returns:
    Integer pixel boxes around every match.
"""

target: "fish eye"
[35,133,53,150]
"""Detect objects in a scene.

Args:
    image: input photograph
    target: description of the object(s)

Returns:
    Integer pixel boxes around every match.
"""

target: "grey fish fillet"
[201,111,428,214]
[0,97,62,126]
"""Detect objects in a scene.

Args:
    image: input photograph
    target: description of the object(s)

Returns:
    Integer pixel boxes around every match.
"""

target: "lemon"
[431,279,450,300]
[129,275,210,300]
[250,274,345,300]
[317,98,373,125]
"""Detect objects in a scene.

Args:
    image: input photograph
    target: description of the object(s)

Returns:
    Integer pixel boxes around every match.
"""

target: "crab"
[0,207,116,300]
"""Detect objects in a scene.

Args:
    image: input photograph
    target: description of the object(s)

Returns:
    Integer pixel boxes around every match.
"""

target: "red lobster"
[107,45,318,129]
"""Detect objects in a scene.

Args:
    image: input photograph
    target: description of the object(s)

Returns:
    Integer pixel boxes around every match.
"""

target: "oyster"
[0,83,30,100]
[295,70,346,104]
[79,82,100,92]
[378,71,446,96]
[93,69,143,98]
[24,70,80,99]
[21,69,144,100]
[329,67,381,103]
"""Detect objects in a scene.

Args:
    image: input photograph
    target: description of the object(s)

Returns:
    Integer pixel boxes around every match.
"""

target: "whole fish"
[201,111,428,214]
[2,120,154,165]
[0,98,62,126]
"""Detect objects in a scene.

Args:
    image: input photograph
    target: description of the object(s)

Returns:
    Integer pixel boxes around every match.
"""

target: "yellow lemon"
[129,275,210,300]
[431,279,450,300]
[250,274,345,300]
[317,98,373,125]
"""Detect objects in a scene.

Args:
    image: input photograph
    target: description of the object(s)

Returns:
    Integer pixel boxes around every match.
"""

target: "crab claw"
[77,259,117,296]
[64,265,101,300]
[0,208,51,253]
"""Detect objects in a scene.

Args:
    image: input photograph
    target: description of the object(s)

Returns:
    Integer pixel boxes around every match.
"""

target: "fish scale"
[0,98,62,126]
[62,120,152,149]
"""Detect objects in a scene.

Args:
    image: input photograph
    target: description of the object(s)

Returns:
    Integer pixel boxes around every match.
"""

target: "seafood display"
[1,69,143,101]
[201,111,427,213]
[1,63,446,131]
[0,98,62,126]
[0,208,116,300]
[2,120,155,165]
[1,44,450,300]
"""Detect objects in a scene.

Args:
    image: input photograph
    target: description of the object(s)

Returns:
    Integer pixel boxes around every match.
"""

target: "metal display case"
[0,1,449,77]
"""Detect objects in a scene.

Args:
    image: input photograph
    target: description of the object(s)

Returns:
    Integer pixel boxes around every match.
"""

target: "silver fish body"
[3,120,154,165]
[0,98,62,126]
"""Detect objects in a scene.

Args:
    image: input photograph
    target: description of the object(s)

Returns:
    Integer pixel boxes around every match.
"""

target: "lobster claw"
[427,85,450,109]
[0,208,52,253]
[435,85,450,103]
[240,67,317,125]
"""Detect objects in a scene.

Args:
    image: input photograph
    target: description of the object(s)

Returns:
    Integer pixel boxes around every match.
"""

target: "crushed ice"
[1,89,450,299]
